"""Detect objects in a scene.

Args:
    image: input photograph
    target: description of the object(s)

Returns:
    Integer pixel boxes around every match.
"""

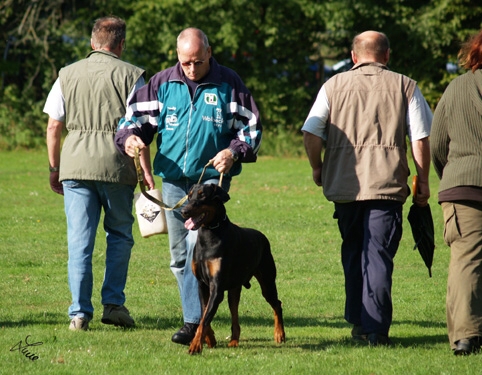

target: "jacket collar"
[87,49,119,59]
[351,61,388,71]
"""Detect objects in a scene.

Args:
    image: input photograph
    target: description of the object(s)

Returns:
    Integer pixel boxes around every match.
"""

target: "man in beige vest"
[302,31,432,345]
[44,16,146,331]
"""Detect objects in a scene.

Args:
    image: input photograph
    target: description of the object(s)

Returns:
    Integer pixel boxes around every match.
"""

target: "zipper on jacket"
[183,83,197,176]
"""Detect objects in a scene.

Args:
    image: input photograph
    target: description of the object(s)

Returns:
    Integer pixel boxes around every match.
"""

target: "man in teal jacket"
[115,27,262,345]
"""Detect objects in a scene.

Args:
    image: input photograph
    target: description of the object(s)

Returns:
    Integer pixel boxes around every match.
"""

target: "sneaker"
[101,304,135,328]
[69,316,89,331]
[171,323,199,345]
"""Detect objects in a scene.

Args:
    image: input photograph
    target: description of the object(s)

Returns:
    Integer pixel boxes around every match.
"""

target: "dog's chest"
[194,225,249,259]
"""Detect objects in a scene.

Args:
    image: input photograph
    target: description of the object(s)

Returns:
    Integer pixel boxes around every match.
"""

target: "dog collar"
[207,215,227,230]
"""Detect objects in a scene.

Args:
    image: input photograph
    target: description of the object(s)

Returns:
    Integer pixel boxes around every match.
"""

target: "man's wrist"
[49,166,59,172]
[228,148,239,162]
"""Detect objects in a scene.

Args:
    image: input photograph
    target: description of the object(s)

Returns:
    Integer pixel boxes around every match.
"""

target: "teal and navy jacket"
[115,57,262,181]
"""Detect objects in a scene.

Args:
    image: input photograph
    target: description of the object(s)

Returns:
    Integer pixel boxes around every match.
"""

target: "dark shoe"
[351,325,367,341]
[101,304,135,328]
[367,333,392,347]
[454,338,481,356]
[171,323,199,345]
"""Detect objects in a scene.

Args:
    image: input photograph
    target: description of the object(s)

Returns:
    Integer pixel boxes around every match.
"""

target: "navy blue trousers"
[334,200,403,336]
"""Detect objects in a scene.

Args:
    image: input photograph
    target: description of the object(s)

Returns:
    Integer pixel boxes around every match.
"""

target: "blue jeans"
[334,200,402,336]
[162,178,231,325]
[63,180,135,321]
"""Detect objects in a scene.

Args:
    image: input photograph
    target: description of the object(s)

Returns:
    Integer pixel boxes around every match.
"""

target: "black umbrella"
[407,176,435,277]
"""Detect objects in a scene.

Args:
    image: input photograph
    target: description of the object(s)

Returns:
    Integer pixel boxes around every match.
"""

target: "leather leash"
[134,147,223,210]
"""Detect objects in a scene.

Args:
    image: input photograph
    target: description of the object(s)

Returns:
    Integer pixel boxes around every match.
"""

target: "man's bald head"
[351,31,390,65]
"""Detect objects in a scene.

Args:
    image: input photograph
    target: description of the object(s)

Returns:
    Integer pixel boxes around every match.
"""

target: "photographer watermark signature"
[10,335,43,361]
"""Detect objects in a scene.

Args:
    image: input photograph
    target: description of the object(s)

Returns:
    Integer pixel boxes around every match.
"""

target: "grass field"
[0,149,477,374]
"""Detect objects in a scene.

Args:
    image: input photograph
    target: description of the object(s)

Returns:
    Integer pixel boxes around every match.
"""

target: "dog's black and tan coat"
[182,183,285,354]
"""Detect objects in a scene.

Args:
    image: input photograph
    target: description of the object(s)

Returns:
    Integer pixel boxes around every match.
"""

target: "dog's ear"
[214,185,230,203]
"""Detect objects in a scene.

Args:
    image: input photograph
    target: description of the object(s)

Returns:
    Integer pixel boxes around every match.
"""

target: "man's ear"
[351,50,358,64]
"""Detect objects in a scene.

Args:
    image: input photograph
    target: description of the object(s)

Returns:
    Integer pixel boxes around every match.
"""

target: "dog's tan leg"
[204,324,217,348]
[188,324,205,354]
[227,287,242,347]
[273,306,286,343]
[253,266,286,344]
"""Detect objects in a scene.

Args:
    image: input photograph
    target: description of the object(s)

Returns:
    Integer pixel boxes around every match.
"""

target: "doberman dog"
[181,183,285,355]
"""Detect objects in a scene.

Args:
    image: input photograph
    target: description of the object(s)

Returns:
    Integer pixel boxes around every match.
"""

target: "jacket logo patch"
[204,93,218,105]
[166,107,179,130]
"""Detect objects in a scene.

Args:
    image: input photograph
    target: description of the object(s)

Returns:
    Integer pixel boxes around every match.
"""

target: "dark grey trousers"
[334,200,403,336]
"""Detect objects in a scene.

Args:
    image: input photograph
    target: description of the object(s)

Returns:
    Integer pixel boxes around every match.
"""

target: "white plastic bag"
[134,189,168,237]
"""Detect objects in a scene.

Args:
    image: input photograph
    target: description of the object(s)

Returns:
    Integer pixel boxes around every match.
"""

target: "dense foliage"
[0,0,481,151]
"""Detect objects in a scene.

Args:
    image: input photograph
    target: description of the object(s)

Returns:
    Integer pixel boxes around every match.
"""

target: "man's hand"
[143,171,155,191]
[210,149,236,174]
[312,166,323,187]
[125,135,146,157]
[413,179,430,207]
[49,171,64,195]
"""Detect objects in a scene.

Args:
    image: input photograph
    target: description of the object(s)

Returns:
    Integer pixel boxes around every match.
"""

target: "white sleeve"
[406,86,433,141]
[43,78,65,122]
[301,85,330,140]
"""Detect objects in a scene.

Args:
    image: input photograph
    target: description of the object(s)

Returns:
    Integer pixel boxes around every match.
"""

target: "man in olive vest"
[302,31,432,346]
[44,16,146,331]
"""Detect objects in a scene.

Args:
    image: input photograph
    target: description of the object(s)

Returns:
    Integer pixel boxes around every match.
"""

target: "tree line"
[0,0,480,152]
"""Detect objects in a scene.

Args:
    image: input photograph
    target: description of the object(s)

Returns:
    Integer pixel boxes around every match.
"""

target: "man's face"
[177,42,211,82]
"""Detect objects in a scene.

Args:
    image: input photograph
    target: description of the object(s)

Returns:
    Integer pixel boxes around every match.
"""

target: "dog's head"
[181,184,230,230]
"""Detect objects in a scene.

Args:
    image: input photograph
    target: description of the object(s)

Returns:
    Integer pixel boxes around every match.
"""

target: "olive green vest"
[59,50,145,185]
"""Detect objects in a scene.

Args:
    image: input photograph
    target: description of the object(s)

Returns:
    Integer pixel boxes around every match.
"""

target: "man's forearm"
[303,131,323,169]
[46,117,64,168]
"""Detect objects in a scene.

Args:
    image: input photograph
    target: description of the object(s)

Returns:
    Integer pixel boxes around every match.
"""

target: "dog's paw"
[188,341,203,355]
[204,333,217,348]
[274,328,286,343]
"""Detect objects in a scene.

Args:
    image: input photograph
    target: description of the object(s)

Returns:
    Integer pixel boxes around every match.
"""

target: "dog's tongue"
[184,218,196,230]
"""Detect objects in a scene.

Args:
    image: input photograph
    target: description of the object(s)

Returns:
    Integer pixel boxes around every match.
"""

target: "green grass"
[0,149,476,374]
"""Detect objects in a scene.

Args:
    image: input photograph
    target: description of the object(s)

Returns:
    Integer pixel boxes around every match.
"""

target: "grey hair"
[91,16,126,50]
[177,27,210,49]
